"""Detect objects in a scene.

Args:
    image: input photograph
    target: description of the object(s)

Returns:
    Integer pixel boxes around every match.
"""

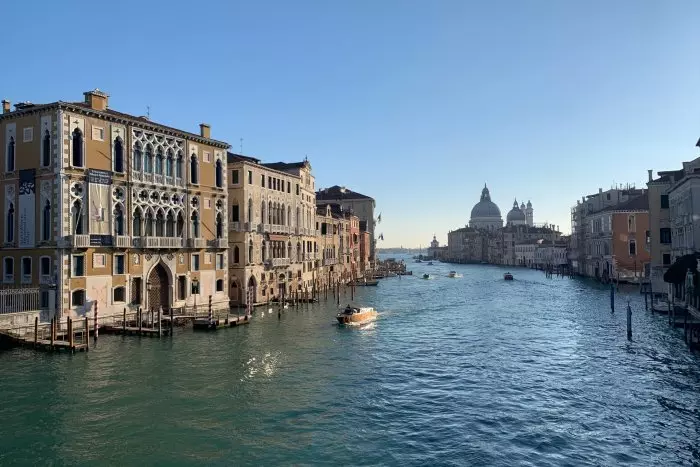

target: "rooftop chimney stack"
[200,123,211,139]
[648,169,653,182]
[1,100,10,114]
[83,89,109,111]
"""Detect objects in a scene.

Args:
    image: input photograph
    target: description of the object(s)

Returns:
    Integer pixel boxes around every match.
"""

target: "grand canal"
[1,258,699,466]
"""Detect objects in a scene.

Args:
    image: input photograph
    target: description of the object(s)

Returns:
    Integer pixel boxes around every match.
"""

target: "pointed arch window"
[71,200,83,235]
[268,201,273,224]
[234,245,240,264]
[114,137,124,173]
[72,129,83,167]
[166,150,174,177]
[190,154,199,184]
[261,201,266,225]
[133,208,142,237]
[176,152,183,178]
[155,211,165,236]
[216,213,223,238]
[215,159,223,188]
[144,145,153,173]
[42,200,51,241]
[248,198,253,223]
[144,210,154,236]
[248,240,253,264]
[166,211,175,237]
[287,242,292,259]
[155,148,164,175]
[133,143,142,172]
[6,136,15,172]
[176,212,185,237]
[191,211,200,237]
[42,130,51,167]
[6,202,15,242]
[114,204,124,236]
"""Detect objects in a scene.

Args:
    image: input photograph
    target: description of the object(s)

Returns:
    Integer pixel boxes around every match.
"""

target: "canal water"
[1,258,700,466]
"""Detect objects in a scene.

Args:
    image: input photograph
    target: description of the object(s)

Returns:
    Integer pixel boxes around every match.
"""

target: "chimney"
[83,89,109,111]
[1,100,10,114]
[199,123,211,139]
[648,169,653,182]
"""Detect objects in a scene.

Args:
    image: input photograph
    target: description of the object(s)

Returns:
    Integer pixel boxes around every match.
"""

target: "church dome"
[507,199,526,223]
[470,185,501,219]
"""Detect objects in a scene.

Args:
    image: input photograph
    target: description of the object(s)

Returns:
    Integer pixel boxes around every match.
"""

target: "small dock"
[0,317,90,352]
[193,314,252,331]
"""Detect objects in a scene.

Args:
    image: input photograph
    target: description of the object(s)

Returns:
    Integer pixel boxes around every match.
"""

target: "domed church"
[506,199,533,226]
[469,184,503,230]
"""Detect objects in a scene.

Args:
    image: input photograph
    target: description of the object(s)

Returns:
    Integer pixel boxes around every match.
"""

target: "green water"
[1,261,700,466]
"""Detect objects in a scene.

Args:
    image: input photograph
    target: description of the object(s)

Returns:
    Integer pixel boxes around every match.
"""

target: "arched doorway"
[247,275,257,304]
[147,263,170,311]
[230,277,241,305]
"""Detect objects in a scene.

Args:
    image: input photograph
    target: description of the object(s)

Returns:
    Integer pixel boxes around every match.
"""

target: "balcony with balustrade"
[229,221,241,232]
[68,234,90,248]
[208,238,228,249]
[115,235,131,248]
[271,258,291,267]
[187,238,206,249]
[323,258,338,266]
[270,225,290,235]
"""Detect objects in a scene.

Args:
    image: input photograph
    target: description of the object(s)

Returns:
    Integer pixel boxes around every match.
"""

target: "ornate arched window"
[155,148,164,175]
[5,136,15,172]
[144,145,153,173]
[248,198,253,223]
[190,154,199,184]
[215,159,223,188]
[166,150,174,177]
[144,210,154,236]
[6,202,15,242]
[176,211,184,237]
[261,201,266,225]
[41,200,51,241]
[166,211,175,237]
[234,245,240,264]
[176,151,183,178]
[114,137,124,173]
[248,240,253,264]
[133,142,142,171]
[42,130,51,167]
[71,129,83,167]
[216,213,223,238]
[191,211,200,237]
[133,207,142,236]
[114,204,124,236]
[155,210,165,236]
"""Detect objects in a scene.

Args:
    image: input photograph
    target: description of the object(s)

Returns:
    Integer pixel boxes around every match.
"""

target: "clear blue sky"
[4,0,700,247]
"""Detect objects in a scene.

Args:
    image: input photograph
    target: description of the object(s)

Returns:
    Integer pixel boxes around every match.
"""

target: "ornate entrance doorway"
[148,263,169,311]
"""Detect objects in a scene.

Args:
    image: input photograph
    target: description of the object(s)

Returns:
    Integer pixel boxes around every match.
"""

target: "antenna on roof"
[146,106,150,119]
[240,138,243,154]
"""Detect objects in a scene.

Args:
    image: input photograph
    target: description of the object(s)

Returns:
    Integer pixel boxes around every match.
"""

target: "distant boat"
[337,305,377,326]
[448,271,462,278]
[422,273,433,280]
[427,261,434,265]
[353,278,379,286]
[504,272,514,281]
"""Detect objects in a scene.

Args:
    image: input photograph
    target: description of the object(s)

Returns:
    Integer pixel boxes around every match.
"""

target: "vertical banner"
[18,169,36,247]
[88,169,112,237]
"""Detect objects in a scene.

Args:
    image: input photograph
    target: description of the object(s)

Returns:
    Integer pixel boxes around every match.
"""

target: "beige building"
[316,186,376,261]
[647,168,680,290]
[227,155,318,305]
[0,89,230,320]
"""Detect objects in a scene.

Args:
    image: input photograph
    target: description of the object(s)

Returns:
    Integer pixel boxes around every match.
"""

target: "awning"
[269,234,289,241]
[663,253,699,284]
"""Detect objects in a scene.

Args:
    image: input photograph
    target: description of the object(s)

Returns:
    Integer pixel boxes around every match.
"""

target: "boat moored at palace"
[336,305,378,325]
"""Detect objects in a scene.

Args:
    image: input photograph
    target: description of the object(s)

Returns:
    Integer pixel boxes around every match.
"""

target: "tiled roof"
[262,161,308,172]
[227,152,261,164]
[595,193,648,213]
[69,102,230,148]
[316,185,373,201]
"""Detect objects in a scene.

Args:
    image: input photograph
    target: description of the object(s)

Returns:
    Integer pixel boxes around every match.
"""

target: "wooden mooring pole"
[158,307,162,337]
[138,308,143,334]
[94,302,99,341]
[85,315,89,351]
[627,302,632,341]
[68,317,74,351]
[610,283,615,313]
[123,308,127,333]
[34,317,38,348]
[50,318,55,349]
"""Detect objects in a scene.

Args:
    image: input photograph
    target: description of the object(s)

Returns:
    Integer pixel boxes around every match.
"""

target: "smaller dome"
[507,202,526,223]
[526,200,532,208]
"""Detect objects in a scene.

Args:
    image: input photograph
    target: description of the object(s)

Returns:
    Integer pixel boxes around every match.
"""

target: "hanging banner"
[88,169,112,236]
[18,169,36,247]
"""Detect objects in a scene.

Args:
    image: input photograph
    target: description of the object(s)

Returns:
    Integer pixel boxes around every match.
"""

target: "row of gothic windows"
[239,240,319,264]
[5,130,52,172]
[4,201,52,243]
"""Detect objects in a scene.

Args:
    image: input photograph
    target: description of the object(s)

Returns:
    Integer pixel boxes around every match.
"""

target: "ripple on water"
[1,262,700,466]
